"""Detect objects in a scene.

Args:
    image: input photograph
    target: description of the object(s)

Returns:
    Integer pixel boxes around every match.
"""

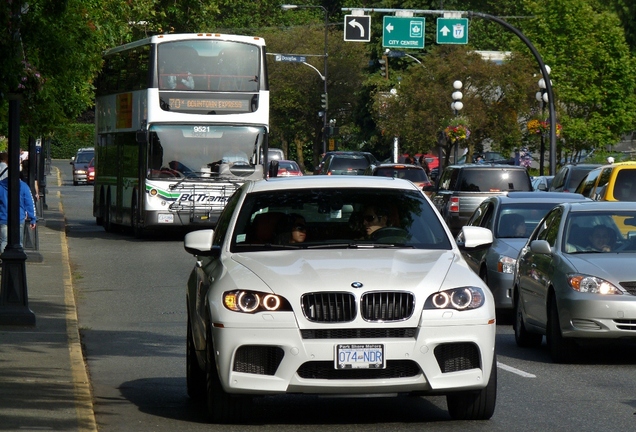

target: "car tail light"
[449,197,459,213]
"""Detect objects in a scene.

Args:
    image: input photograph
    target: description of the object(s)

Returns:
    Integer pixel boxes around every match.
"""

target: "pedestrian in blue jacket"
[0,177,37,253]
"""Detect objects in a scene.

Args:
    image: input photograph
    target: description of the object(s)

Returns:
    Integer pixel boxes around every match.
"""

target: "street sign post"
[436,18,469,44]
[274,54,307,63]
[382,16,425,49]
[344,15,371,42]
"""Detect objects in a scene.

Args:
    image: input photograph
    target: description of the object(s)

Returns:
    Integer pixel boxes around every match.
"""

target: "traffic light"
[379,55,389,79]
[321,93,328,109]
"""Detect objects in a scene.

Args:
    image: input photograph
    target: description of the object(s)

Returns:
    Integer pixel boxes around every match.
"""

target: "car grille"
[434,343,481,373]
[614,319,636,331]
[233,346,284,375]
[619,281,636,295]
[301,328,417,339]
[297,360,420,379]
[361,292,415,321]
[301,292,415,323]
[302,292,356,322]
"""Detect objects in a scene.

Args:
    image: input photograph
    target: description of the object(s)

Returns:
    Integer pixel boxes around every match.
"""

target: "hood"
[495,238,528,257]
[230,248,460,298]
[565,253,636,283]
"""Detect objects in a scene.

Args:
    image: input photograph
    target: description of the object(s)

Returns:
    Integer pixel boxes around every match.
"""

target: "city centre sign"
[382,16,425,49]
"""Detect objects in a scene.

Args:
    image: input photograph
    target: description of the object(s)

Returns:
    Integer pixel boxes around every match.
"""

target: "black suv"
[425,164,533,236]
[317,151,378,176]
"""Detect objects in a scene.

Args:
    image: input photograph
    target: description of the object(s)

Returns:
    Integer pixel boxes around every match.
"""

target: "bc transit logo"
[178,193,229,203]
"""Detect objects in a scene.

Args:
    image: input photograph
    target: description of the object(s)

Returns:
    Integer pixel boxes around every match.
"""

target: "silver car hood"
[495,238,528,256]
[231,249,460,295]
[565,253,636,282]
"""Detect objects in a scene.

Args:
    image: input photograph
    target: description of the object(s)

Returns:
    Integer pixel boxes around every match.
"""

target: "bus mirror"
[269,160,279,178]
[136,130,147,144]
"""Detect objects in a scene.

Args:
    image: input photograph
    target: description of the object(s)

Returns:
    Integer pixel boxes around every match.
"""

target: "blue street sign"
[274,54,308,63]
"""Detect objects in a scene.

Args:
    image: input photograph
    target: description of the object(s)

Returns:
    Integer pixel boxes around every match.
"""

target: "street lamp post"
[451,80,464,163]
[535,65,551,176]
[281,4,329,155]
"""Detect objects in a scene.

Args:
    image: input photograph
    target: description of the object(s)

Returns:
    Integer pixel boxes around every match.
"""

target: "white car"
[184,176,497,423]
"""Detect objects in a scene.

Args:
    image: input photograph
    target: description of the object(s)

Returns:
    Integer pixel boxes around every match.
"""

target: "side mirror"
[136,129,147,144]
[268,160,279,178]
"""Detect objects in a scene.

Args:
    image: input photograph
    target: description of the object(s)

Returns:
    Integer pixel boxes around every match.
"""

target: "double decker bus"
[93,33,269,235]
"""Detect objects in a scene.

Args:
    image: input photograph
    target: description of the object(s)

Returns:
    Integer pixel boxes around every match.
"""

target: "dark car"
[318,151,378,176]
[365,163,432,189]
[459,192,589,310]
[425,164,533,236]
[70,147,95,185]
[314,150,378,174]
[549,163,601,193]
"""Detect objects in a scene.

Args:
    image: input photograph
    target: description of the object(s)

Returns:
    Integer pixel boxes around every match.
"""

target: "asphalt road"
[54,160,636,432]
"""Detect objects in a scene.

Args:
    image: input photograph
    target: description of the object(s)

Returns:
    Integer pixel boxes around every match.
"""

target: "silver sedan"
[459,192,589,310]
[513,201,636,363]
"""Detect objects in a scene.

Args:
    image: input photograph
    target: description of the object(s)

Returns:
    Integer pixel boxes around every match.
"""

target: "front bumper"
[559,293,636,339]
[486,268,514,309]
[209,317,496,396]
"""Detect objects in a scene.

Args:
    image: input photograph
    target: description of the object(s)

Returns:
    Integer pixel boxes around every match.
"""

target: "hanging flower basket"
[444,124,470,143]
[16,61,45,94]
[527,119,561,137]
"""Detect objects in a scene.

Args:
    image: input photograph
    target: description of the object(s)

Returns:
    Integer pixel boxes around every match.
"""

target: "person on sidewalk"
[0,152,8,181]
[0,175,37,253]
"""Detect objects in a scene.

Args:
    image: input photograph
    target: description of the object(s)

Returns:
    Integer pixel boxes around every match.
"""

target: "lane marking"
[497,361,536,378]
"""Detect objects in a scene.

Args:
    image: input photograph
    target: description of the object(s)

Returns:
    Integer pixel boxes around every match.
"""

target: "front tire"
[186,318,206,400]
[205,325,247,423]
[514,290,543,348]
[446,356,497,420]
[547,296,577,363]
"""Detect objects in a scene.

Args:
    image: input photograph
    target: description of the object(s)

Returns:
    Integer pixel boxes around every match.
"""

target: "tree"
[515,0,636,155]
[372,45,536,166]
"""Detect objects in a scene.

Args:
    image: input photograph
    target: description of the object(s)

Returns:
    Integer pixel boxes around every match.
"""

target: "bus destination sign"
[167,97,251,113]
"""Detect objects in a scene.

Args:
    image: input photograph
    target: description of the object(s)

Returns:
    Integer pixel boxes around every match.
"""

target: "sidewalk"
[0,169,97,431]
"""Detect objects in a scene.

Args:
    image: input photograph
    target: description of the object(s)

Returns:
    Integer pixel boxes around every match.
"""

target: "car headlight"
[75,170,87,174]
[223,290,292,313]
[424,287,485,311]
[568,275,622,295]
[497,255,516,274]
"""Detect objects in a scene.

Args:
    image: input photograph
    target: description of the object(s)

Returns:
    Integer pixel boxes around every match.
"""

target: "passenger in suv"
[424,164,533,236]
[70,147,95,186]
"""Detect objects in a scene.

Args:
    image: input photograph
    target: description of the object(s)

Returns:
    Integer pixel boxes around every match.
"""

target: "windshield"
[564,210,636,253]
[158,40,260,92]
[75,151,94,164]
[374,167,428,182]
[147,124,265,180]
[231,188,452,251]
[497,203,563,238]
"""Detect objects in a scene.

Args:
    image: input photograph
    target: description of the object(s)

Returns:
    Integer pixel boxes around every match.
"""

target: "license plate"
[335,344,385,369]
[158,214,174,223]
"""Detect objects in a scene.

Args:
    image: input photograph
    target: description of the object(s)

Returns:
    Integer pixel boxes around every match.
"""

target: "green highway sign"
[436,18,468,44]
[382,16,425,49]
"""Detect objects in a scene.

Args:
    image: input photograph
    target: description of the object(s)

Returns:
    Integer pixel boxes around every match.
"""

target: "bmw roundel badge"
[351,281,363,289]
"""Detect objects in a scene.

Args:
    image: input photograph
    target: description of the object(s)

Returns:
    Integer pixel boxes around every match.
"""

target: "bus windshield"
[158,40,260,92]
[147,124,265,179]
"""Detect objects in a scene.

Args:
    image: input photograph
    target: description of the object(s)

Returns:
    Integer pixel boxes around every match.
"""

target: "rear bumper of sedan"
[559,294,636,339]
[210,319,496,396]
